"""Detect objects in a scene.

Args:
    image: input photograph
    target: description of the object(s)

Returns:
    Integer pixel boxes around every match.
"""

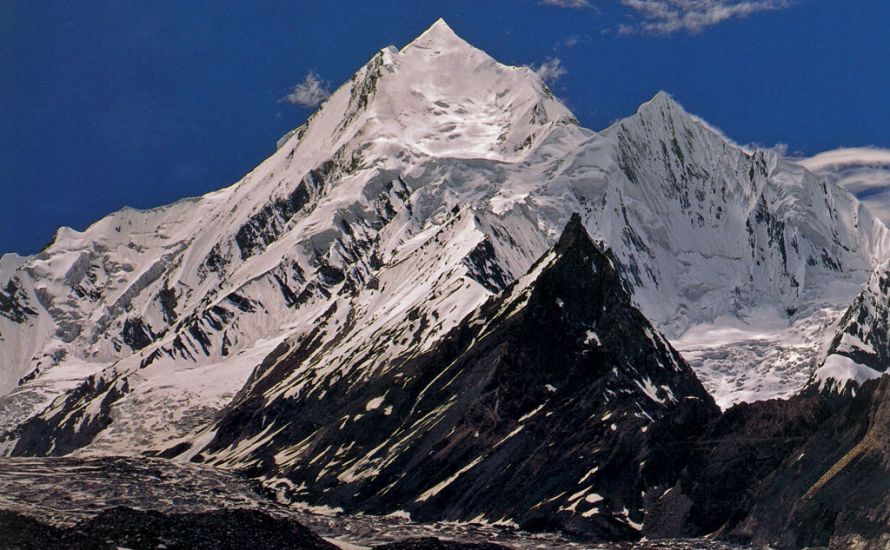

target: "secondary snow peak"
[629,90,695,129]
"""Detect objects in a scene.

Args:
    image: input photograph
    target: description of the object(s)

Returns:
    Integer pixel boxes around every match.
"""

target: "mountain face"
[0,13,887,493]
[639,375,890,549]
[732,375,890,549]
[190,215,718,540]
[812,260,890,395]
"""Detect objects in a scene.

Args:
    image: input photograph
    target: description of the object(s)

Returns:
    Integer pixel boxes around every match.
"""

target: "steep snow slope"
[1,19,888,455]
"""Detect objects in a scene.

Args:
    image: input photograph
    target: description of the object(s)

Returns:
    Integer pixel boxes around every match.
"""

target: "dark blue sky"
[2,1,889,254]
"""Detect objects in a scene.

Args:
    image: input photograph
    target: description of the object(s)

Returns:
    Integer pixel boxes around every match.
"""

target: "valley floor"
[0,456,752,549]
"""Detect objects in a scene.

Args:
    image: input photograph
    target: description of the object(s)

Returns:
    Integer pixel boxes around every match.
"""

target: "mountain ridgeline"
[0,18,889,549]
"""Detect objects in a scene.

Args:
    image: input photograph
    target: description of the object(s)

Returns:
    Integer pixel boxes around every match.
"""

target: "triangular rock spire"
[195,211,718,538]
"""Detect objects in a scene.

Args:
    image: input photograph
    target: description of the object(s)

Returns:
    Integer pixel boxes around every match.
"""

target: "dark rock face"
[642,375,890,549]
[643,392,831,539]
[0,510,62,550]
[10,373,129,456]
[0,507,336,550]
[729,376,890,549]
[198,214,719,541]
[122,316,155,351]
[0,278,37,323]
[816,261,890,395]
[463,238,509,293]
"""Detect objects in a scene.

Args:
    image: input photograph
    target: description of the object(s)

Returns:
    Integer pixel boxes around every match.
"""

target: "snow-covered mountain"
[185,215,718,538]
[2,19,888,458]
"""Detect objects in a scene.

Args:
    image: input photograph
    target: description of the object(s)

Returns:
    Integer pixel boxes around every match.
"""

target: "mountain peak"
[403,18,471,52]
[300,17,577,161]
[636,90,687,120]
[650,90,676,104]
[606,90,703,147]
[554,212,588,255]
[427,18,455,35]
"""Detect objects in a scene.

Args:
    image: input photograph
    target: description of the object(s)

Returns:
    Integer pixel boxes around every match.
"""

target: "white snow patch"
[518,404,545,423]
[290,502,344,516]
[634,376,664,405]
[416,456,484,502]
[814,354,882,393]
[578,466,599,484]
[365,395,386,411]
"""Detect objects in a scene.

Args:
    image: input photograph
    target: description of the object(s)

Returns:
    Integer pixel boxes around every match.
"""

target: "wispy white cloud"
[765,142,789,156]
[835,170,890,196]
[742,141,791,156]
[554,34,593,50]
[561,35,582,48]
[855,190,890,227]
[796,147,890,173]
[618,0,793,35]
[796,148,890,226]
[284,71,331,108]
[541,0,592,8]
[531,58,567,85]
